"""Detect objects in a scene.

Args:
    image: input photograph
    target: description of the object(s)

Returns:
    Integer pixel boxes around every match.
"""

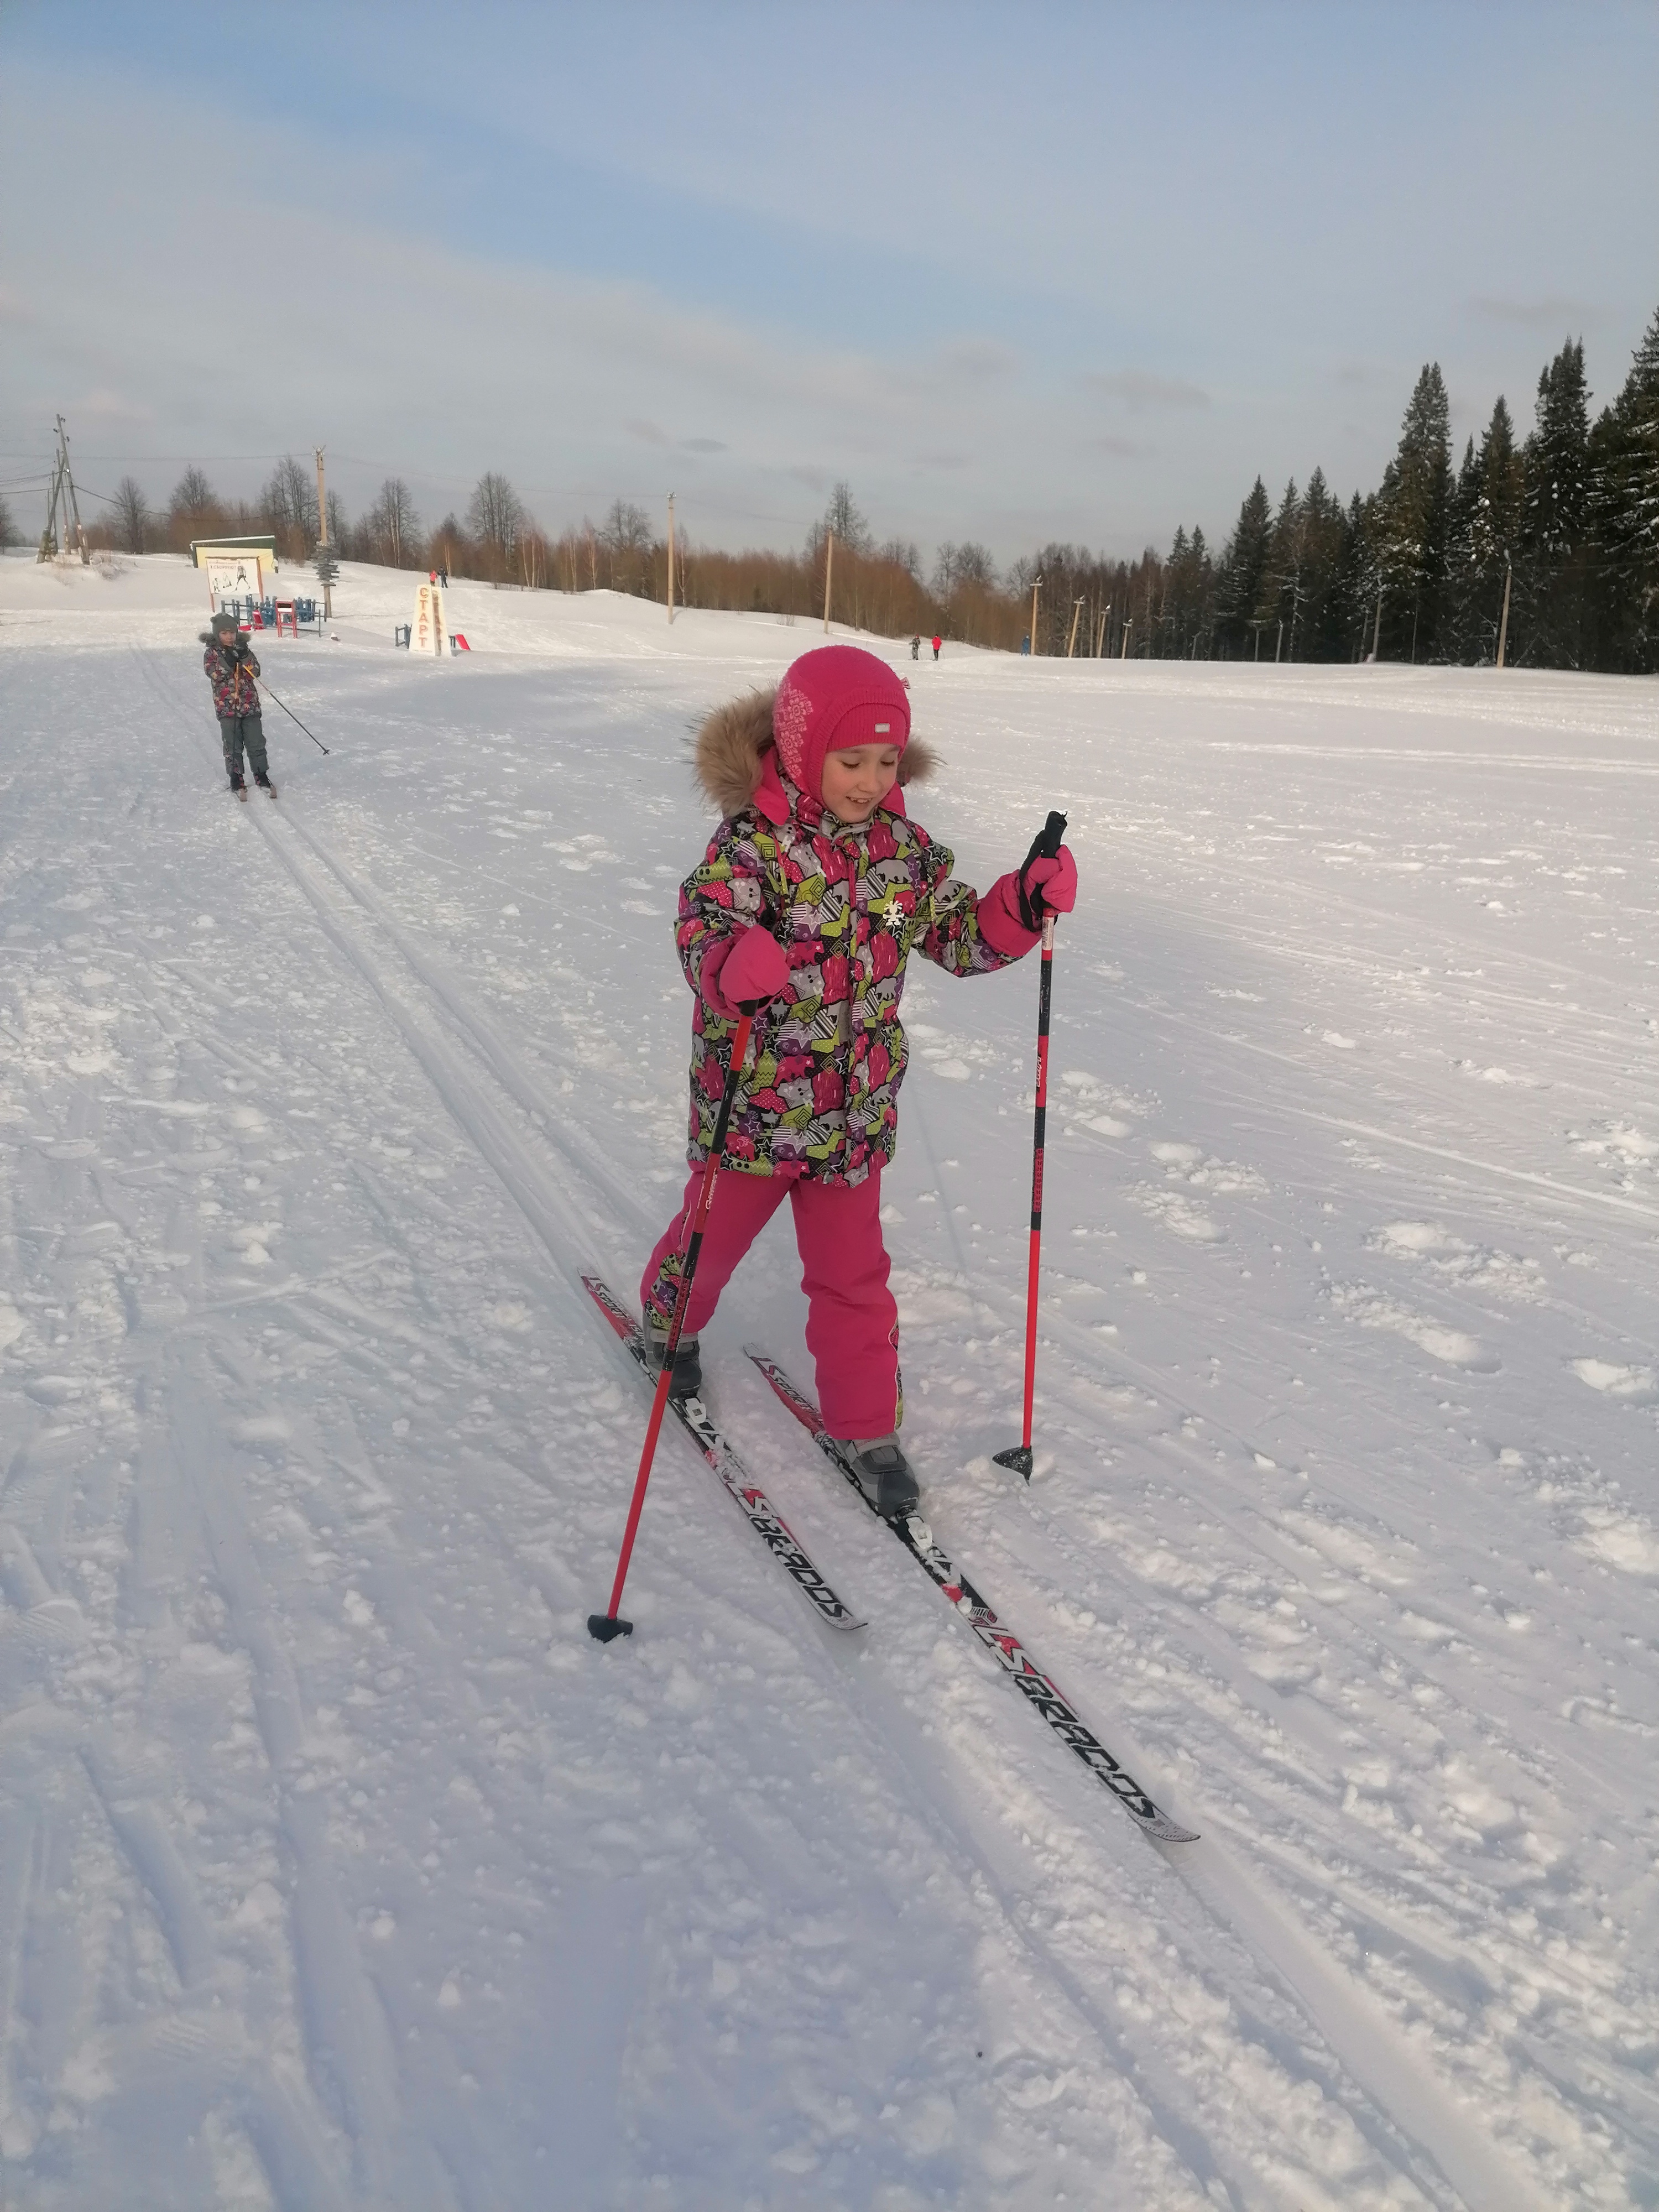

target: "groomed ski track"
[161,634,1533,2206]
[2,564,1645,2203]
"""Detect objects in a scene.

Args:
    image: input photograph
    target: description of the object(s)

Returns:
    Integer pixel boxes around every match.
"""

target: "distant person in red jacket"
[930,634,941,660]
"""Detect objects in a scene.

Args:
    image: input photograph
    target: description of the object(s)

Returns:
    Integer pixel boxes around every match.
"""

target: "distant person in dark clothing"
[201,608,272,794]
[910,634,920,660]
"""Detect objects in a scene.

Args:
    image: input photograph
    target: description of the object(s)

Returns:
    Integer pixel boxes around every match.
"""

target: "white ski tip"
[1141,1813,1202,1845]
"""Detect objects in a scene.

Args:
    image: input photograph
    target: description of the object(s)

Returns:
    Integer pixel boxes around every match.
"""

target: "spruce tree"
[1162,524,1216,656]
[1296,469,1350,660]
[1464,399,1524,661]
[1521,338,1592,665]
[1344,490,1381,659]
[1444,436,1482,660]
[1373,364,1452,659]
[1257,481,1303,657]
[1587,304,1659,671]
[1215,477,1272,656]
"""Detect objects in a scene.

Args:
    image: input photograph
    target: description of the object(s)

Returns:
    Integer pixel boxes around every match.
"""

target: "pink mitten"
[701,926,790,1016]
[1020,846,1077,919]
[977,844,1078,958]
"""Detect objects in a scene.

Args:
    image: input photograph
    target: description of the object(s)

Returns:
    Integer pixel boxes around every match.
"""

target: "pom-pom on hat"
[772,645,911,806]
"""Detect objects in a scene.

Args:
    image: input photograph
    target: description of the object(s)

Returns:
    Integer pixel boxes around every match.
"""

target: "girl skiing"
[640,644,1076,1515]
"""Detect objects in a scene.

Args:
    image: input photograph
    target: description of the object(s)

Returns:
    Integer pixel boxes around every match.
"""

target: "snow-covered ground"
[1,550,1656,2209]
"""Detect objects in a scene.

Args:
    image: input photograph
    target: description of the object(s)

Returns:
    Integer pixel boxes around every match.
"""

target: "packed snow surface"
[1,551,1656,2209]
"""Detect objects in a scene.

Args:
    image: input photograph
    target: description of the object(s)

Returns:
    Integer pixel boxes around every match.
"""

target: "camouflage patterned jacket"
[200,632,260,718]
[677,687,1021,1187]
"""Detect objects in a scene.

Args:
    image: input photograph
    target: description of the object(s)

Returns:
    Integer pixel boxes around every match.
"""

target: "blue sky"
[3,1,1655,565]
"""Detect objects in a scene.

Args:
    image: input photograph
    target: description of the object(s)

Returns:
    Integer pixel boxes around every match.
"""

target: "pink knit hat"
[771,645,911,805]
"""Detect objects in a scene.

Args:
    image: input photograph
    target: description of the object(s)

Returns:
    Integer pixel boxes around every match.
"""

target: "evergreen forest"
[34,302,1659,674]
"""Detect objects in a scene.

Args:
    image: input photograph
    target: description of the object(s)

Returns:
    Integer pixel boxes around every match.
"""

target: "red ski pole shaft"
[590,1010,756,1641]
[995,805,1071,1478]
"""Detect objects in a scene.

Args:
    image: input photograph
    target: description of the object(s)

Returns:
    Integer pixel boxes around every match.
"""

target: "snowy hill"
[0,552,1655,2207]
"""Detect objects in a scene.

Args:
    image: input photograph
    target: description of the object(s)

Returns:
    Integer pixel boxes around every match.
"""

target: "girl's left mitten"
[702,925,790,1016]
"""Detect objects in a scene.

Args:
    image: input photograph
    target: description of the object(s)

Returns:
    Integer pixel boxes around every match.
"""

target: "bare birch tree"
[111,476,151,553]
[367,477,420,567]
[468,472,525,566]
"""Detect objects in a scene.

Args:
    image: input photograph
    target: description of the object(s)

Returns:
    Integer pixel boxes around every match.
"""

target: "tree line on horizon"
[10,301,1655,672]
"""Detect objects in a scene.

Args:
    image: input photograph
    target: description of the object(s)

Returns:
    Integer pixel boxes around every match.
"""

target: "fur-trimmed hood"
[692,685,937,823]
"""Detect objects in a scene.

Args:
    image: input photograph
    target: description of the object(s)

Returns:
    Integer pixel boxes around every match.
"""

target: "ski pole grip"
[1016,809,1070,931]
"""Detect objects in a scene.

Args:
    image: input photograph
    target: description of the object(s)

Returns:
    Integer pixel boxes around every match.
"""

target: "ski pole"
[589,1005,760,1643]
[995,809,1067,1482]
[254,674,330,754]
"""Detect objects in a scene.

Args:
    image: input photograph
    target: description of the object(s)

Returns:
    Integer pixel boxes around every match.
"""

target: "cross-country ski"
[747,1346,1199,1845]
[584,1274,865,1634]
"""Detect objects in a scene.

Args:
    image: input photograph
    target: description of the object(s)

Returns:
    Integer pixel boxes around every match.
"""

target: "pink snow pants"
[640,1167,900,1439]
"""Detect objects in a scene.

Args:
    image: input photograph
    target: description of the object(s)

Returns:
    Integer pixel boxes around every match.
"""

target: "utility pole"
[1066,597,1085,658]
[1029,576,1041,655]
[1275,619,1284,664]
[1095,602,1110,656]
[1369,586,1383,662]
[38,415,88,564]
[666,492,676,624]
[1120,615,1133,660]
[1496,561,1512,669]
[314,447,332,620]
[822,530,834,633]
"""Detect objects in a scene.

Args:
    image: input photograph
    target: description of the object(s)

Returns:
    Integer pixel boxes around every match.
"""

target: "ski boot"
[254,772,276,797]
[642,1312,702,1400]
[230,775,247,802]
[835,1434,920,1518]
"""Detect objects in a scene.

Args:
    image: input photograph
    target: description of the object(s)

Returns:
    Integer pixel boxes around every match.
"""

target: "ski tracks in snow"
[0,623,1619,2203]
[145,648,1554,2205]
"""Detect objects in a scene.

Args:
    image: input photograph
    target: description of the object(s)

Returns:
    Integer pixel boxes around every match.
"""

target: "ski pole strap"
[1016,809,1068,933]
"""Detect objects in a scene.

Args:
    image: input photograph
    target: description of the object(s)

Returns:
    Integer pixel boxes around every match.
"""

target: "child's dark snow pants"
[219,714,269,784]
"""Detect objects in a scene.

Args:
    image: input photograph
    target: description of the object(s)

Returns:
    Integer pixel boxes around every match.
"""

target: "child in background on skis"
[201,608,274,795]
[640,643,1076,1515]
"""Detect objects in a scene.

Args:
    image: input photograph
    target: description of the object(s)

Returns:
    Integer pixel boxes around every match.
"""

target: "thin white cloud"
[1083,370,1210,413]
[1472,294,1592,329]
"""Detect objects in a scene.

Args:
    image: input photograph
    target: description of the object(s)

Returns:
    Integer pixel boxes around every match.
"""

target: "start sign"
[412,581,447,656]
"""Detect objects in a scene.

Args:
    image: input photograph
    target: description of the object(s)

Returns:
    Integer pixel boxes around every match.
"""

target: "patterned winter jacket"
[200,632,260,718]
[677,688,1023,1187]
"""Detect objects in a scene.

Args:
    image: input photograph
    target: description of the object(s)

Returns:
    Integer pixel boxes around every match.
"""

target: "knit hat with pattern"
[771,645,911,804]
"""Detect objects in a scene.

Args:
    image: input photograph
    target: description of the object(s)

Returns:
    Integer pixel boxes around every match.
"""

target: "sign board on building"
[205,553,265,606]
